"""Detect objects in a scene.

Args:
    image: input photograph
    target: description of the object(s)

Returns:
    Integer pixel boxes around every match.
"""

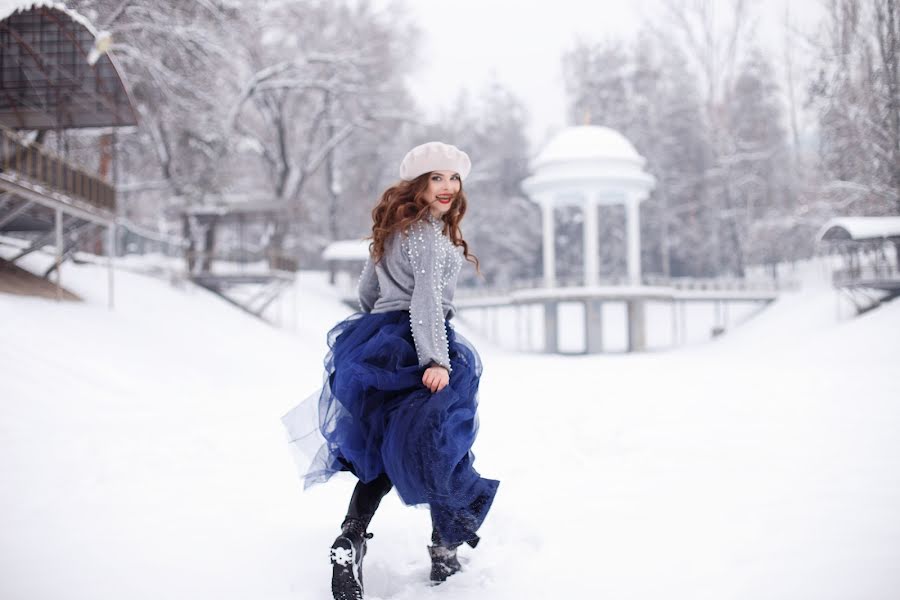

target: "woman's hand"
[422,364,450,393]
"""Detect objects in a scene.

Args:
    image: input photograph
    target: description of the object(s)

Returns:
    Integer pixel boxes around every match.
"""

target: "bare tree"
[221,1,418,259]
[68,0,243,235]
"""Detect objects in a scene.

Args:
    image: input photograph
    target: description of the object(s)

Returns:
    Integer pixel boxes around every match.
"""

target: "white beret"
[398,141,471,181]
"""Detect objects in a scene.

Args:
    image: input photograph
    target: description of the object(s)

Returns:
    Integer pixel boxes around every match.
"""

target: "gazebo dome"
[523,125,655,203]
[533,125,644,169]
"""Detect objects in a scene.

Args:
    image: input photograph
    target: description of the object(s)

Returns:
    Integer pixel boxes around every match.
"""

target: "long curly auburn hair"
[368,172,480,274]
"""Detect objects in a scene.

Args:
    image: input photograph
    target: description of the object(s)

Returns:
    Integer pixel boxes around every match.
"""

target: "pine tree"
[720,48,791,275]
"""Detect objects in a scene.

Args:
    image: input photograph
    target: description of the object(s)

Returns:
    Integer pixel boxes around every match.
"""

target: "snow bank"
[1,251,899,600]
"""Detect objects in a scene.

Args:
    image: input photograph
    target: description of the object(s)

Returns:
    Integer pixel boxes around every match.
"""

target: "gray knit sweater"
[357,212,463,372]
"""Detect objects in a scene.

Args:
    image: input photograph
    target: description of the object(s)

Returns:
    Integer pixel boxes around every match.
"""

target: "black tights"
[344,473,458,547]
[346,473,393,521]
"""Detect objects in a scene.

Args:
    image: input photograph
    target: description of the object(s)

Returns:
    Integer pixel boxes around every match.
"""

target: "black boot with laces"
[330,516,373,600]
[428,529,462,584]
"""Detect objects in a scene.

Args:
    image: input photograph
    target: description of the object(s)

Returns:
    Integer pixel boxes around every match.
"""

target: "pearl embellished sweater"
[357,212,464,372]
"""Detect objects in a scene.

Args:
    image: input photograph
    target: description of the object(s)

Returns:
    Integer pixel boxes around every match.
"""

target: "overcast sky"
[383,0,825,149]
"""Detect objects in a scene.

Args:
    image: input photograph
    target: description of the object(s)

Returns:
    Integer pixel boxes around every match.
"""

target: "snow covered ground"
[1,250,899,600]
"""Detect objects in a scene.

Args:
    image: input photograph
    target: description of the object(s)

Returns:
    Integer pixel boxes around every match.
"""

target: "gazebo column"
[626,198,642,285]
[540,200,558,353]
[544,299,558,353]
[584,195,603,353]
[585,299,604,354]
[627,300,646,352]
[625,197,646,351]
[541,200,556,287]
[583,197,598,287]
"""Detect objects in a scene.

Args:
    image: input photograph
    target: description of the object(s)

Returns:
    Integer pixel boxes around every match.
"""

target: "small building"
[176,198,298,320]
[0,2,137,304]
[322,237,369,289]
[817,216,900,313]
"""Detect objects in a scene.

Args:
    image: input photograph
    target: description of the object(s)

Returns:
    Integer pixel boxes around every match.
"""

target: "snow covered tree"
[720,48,793,274]
[656,0,762,277]
[224,0,418,261]
[563,39,633,130]
[463,81,540,287]
[628,31,709,278]
[809,0,900,217]
[64,0,419,265]
[72,0,240,215]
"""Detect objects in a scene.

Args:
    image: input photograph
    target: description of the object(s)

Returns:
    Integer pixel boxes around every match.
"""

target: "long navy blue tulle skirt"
[282,309,499,547]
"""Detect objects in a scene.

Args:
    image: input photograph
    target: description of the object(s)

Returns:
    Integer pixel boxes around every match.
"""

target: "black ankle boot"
[428,544,462,583]
[330,516,373,600]
[428,530,461,584]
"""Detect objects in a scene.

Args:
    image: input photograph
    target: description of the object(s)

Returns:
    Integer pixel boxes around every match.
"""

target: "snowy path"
[1,257,899,599]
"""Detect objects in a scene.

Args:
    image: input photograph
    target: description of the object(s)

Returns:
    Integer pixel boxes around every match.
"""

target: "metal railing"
[185,251,299,274]
[643,274,795,292]
[833,264,900,287]
[457,273,795,299]
[0,124,115,213]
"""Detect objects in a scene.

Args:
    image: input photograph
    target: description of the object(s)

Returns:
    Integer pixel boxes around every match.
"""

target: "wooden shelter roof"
[818,217,900,243]
[0,2,138,129]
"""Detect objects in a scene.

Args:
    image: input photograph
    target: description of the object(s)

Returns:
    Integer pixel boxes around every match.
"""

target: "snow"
[322,239,370,262]
[0,1,100,37]
[817,216,900,242]
[332,547,352,567]
[532,125,644,168]
[523,125,656,200]
[2,248,900,599]
[86,30,111,66]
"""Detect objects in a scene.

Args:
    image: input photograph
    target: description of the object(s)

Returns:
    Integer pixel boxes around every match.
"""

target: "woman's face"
[425,170,461,218]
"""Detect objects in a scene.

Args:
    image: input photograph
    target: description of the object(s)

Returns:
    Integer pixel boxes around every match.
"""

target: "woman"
[282,141,499,599]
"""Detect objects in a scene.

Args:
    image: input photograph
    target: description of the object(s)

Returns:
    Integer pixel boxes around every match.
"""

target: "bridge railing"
[0,124,115,213]
[643,275,796,292]
[833,264,900,287]
[457,274,796,299]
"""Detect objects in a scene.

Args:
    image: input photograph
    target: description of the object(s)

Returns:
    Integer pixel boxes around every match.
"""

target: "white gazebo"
[522,125,656,287]
[521,125,656,352]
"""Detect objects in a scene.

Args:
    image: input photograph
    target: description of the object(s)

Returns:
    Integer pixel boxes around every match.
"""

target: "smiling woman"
[282,141,498,599]
[426,171,461,218]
